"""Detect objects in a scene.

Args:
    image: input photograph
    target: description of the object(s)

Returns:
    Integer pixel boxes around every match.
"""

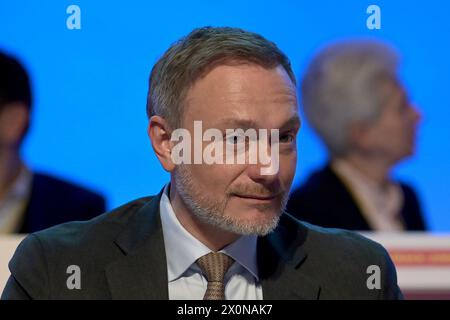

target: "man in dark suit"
[2,27,402,300]
[0,51,105,233]
[287,41,427,231]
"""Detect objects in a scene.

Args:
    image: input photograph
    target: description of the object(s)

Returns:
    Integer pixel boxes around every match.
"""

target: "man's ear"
[0,102,29,147]
[148,115,175,172]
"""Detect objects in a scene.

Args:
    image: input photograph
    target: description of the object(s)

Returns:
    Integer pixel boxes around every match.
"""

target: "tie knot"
[196,252,234,283]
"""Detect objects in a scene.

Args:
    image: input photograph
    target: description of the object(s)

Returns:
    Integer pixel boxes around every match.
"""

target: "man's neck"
[334,153,392,188]
[168,182,240,251]
[0,150,23,201]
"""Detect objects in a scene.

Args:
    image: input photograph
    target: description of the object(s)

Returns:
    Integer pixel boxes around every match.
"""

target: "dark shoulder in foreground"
[28,195,152,249]
[2,197,153,300]
[280,212,403,299]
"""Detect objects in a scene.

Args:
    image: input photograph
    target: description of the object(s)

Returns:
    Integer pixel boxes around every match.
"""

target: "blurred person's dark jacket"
[286,164,427,231]
[18,172,106,233]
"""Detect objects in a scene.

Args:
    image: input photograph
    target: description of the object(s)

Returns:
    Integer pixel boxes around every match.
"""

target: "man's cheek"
[280,156,296,180]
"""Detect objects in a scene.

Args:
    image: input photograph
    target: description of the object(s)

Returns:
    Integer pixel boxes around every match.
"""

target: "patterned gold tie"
[196,252,235,300]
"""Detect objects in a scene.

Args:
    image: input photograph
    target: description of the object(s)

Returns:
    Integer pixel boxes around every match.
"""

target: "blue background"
[1,0,449,231]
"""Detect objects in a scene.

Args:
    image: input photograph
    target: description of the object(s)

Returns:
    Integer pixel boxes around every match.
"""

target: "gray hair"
[147,26,296,128]
[301,40,399,156]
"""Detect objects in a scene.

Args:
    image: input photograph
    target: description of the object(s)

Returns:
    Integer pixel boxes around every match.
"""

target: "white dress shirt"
[159,184,263,300]
[331,159,405,231]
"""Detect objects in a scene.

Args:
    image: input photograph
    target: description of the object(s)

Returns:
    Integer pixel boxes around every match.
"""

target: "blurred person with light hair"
[287,41,426,231]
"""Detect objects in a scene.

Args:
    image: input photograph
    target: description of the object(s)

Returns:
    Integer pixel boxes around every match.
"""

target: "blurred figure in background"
[287,41,427,231]
[0,50,105,234]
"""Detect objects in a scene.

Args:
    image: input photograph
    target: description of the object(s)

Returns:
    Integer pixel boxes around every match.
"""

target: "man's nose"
[246,143,279,182]
[246,161,279,184]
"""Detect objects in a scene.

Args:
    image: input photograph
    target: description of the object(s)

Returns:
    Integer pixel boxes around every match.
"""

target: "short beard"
[173,165,288,236]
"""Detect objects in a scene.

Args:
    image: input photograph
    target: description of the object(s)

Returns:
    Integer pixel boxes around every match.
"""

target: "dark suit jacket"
[287,165,427,231]
[2,188,402,300]
[17,173,106,233]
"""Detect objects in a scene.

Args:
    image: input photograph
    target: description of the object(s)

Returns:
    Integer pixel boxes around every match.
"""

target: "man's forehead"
[185,90,298,112]
[181,64,298,127]
[187,64,295,95]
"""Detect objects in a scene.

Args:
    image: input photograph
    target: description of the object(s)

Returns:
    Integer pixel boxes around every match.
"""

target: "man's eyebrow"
[216,118,260,129]
[281,115,301,130]
[215,115,301,130]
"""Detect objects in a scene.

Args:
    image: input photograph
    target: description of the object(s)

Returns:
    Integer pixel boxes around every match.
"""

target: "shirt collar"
[0,164,32,204]
[221,231,259,280]
[159,183,259,282]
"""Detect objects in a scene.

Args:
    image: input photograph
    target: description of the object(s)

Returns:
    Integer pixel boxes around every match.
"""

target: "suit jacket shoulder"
[260,213,402,299]
[3,196,153,299]
[304,220,401,298]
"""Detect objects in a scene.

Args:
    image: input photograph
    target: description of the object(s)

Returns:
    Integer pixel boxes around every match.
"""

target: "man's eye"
[226,135,244,144]
[279,134,294,143]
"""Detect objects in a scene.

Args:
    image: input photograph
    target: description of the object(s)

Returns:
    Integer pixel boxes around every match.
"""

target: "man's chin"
[220,208,282,235]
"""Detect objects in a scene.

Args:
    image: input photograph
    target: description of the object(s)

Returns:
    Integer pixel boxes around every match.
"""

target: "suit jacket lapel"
[105,189,169,299]
[259,213,321,300]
